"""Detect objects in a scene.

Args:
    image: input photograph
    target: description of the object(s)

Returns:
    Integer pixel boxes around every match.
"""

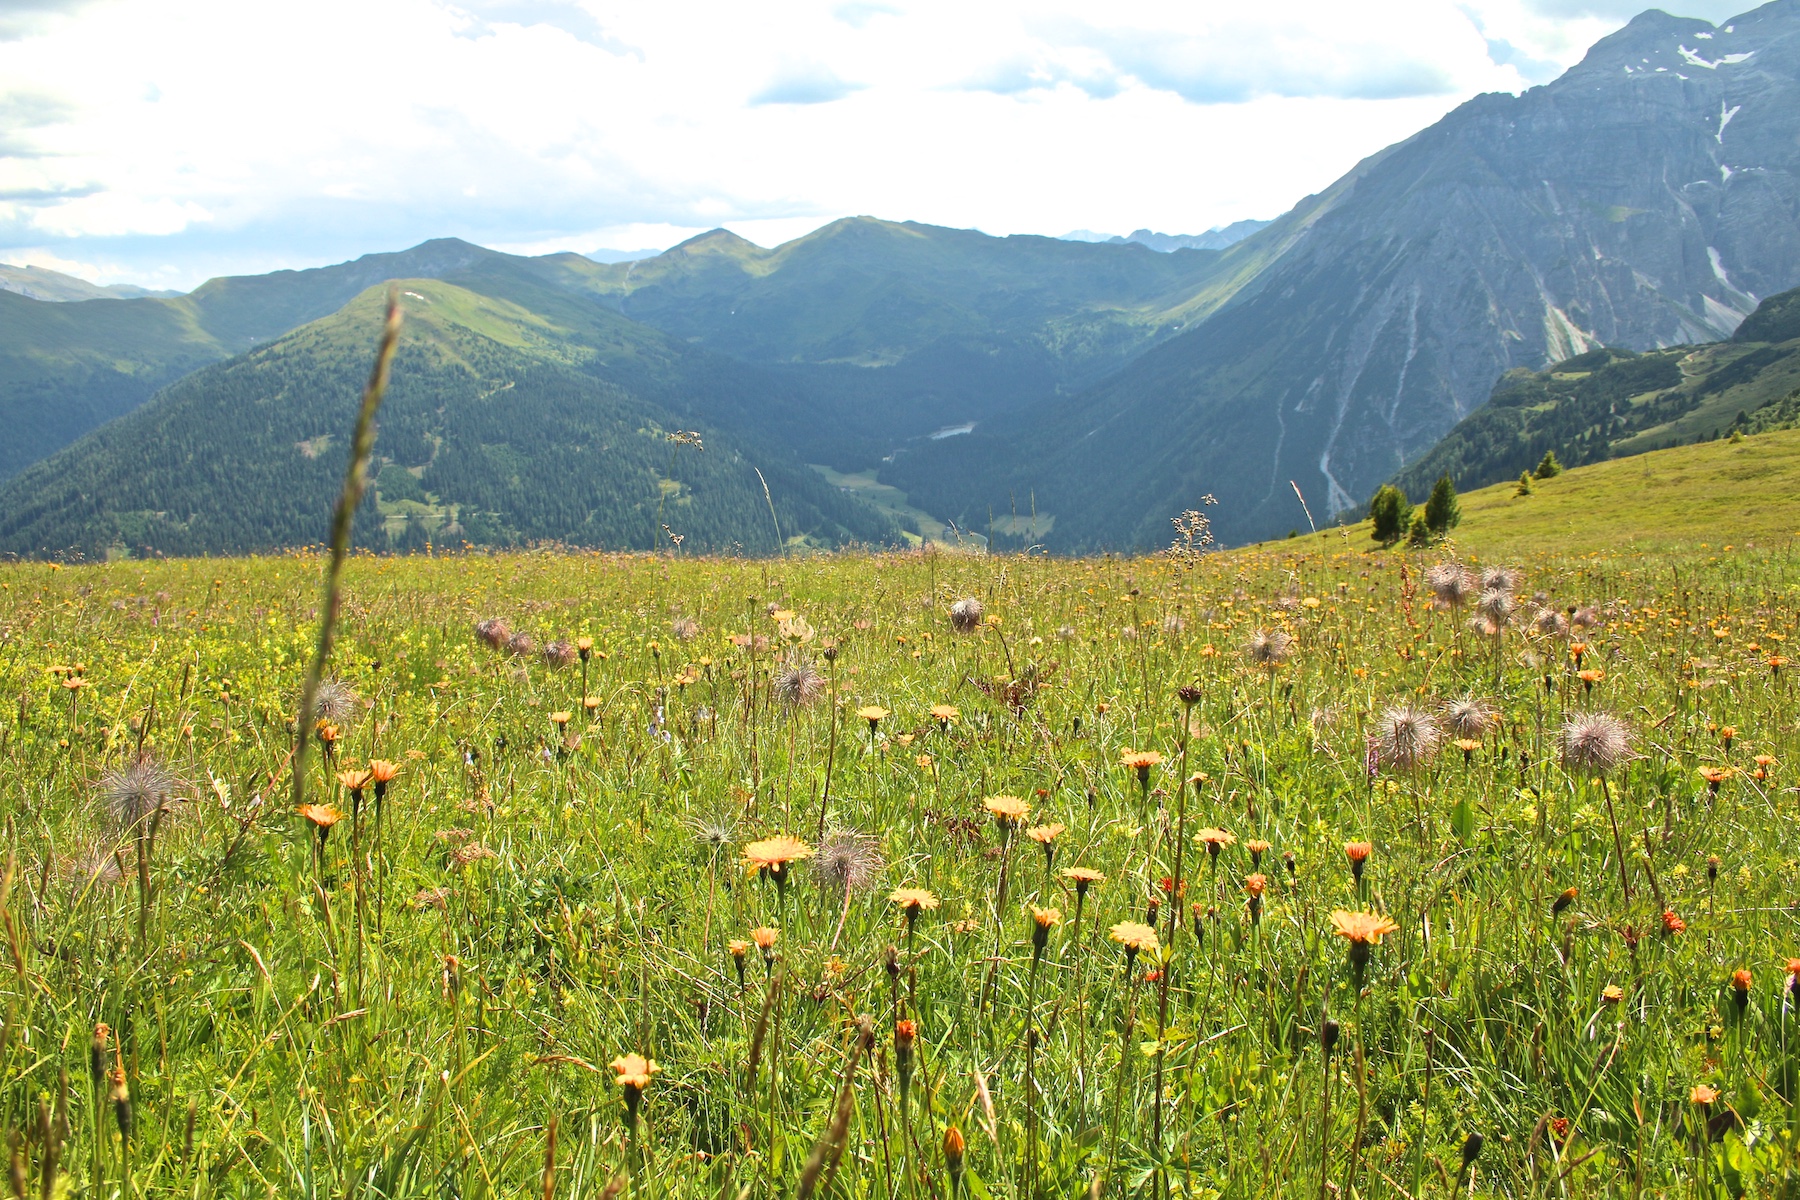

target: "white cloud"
[0,0,1703,287]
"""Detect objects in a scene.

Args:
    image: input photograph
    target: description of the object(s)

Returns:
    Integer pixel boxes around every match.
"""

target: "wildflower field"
[3,537,1798,1199]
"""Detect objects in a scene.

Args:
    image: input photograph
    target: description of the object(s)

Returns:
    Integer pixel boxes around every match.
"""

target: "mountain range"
[4,0,1800,558]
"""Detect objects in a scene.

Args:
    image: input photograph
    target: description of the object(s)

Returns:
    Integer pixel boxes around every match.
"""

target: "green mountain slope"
[537,217,1243,464]
[0,280,899,559]
[0,289,226,479]
[1,224,1246,485]
[1265,424,1800,558]
[0,240,552,481]
[1393,285,1800,499]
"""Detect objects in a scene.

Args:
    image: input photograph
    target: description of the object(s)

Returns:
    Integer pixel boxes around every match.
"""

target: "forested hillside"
[1394,285,1800,498]
[0,283,898,559]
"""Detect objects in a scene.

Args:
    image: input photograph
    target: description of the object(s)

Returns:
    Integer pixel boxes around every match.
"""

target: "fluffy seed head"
[475,618,511,649]
[1476,587,1515,627]
[1426,563,1477,609]
[541,640,577,669]
[1441,694,1497,740]
[949,597,984,633]
[1480,566,1520,593]
[773,657,826,708]
[1245,628,1294,669]
[100,752,181,831]
[812,830,885,895]
[1375,704,1440,772]
[309,678,361,724]
[1560,713,1633,775]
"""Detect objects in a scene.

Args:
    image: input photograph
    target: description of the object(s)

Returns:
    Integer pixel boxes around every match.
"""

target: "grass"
[809,465,989,551]
[1314,426,1800,560]
[2,520,1798,1197]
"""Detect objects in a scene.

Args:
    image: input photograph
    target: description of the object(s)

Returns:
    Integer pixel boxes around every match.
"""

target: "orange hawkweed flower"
[889,887,940,912]
[1061,866,1104,908]
[1661,909,1687,935]
[856,705,889,728]
[297,804,342,830]
[1331,910,1398,945]
[610,1053,658,1090]
[1120,749,1163,783]
[368,759,400,783]
[984,795,1031,828]
[1332,908,1398,982]
[1601,983,1624,1003]
[336,768,373,793]
[1027,822,1064,845]
[1245,873,1268,923]
[1690,1083,1718,1106]
[1698,765,1731,793]
[1197,828,1235,860]
[929,704,960,728]
[1109,921,1161,959]
[743,836,814,878]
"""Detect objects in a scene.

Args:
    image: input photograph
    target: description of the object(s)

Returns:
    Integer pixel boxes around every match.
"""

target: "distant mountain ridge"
[0,263,182,302]
[1060,222,1271,252]
[887,0,1800,549]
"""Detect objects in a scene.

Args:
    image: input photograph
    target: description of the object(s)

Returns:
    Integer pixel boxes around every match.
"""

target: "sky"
[0,0,1761,289]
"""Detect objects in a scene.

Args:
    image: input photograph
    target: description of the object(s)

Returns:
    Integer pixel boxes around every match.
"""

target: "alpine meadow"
[6,0,1800,1197]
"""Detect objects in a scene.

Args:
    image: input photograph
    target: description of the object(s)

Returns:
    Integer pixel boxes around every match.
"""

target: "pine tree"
[1367,484,1411,545]
[1423,473,1461,536]
[1408,511,1432,546]
[1515,472,1533,497]
[1534,450,1562,479]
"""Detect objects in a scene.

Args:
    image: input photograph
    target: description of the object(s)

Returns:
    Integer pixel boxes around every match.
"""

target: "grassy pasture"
[1,512,1799,1197]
